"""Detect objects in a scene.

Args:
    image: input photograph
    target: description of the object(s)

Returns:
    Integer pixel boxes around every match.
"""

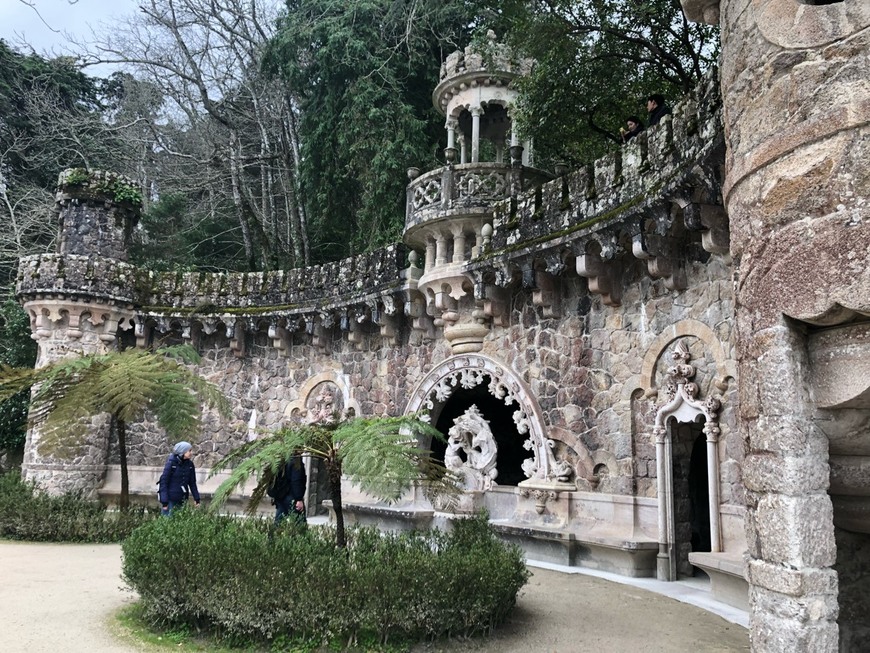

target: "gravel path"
[0,541,749,652]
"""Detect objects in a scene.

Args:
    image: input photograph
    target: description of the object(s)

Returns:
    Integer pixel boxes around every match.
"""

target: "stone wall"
[682,0,870,650]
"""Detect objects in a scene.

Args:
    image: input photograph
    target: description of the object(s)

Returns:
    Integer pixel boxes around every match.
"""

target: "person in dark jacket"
[620,116,645,143]
[647,94,672,126]
[158,441,201,516]
[268,455,307,526]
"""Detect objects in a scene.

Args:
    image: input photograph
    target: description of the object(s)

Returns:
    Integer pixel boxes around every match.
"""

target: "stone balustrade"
[405,162,552,234]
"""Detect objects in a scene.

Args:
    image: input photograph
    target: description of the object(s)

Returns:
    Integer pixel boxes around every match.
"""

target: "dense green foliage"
[0,296,36,456]
[123,509,529,646]
[488,0,719,165]
[264,0,494,262]
[210,415,459,548]
[0,472,154,541]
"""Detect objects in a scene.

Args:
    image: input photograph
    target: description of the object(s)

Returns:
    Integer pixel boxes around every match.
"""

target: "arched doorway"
[669,419,712,578]
[406,354,570,489]
[651,341,722,581]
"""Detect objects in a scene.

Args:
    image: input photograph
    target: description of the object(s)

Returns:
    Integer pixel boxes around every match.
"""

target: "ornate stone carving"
[445,405,499,491]
[305,382,344,425]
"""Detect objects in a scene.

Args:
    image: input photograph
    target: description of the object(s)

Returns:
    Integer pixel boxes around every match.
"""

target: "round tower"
[404,34,549,353]
[681,1,870,650]
[16,168,141,495]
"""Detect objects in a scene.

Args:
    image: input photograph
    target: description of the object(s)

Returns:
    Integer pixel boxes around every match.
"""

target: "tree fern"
[210,415,460,547]
[0,344,230,509]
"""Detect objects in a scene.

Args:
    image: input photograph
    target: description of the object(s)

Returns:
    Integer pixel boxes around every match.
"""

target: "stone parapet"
[16,253,137,305]
[485,67,723,257]
[137,244,408,313]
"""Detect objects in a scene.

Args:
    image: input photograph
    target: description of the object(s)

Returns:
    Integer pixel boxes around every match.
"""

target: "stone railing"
[483,67,724,265]
[438,40,532,83]
[17,254,138,305]
[17,246,409,317]
[406,163,552,231]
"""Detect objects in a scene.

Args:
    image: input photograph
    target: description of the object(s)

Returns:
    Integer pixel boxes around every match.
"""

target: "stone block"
[755,493,836,569]
[747,558,838,597]
[742,452,829,494]
[750,613,838,653]
[747,413,828,457]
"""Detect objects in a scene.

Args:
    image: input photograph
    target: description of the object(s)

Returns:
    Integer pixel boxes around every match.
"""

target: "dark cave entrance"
[430,376,533,486]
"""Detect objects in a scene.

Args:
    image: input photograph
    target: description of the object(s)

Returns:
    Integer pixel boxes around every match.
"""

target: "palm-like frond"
[336,415,451,502]
[209,425,325,514]
[0,344,231,457]
[0,364,40,402]
[209,414,460,517]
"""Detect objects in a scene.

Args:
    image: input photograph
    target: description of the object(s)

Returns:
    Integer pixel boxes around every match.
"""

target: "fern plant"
[0,345,230,509]
[209,415,460,547]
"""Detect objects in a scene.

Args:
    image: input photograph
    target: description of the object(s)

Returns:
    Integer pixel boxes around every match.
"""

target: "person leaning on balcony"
[647,94,672,127]
[620,116,645,143]
[158,441,201,516]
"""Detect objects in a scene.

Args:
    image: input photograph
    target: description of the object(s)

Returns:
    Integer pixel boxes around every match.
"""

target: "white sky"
[0,0,140,58]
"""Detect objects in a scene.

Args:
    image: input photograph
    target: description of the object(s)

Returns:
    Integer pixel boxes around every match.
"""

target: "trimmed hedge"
[122,510,529,647]
[0,472,154,542]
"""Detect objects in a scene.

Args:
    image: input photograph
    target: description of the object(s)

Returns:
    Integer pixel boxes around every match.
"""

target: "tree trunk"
[116,415,130,511]
[328,461,346,548]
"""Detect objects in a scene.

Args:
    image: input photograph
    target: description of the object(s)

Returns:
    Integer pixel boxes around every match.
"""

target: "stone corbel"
[374,310,398,347]
[576,250,623,306]
[95,313,123,345]
[405,291,435,341]
[346,319,366,350]
[698,204,729,255]
[532,270,560,318]
[435,293,459,328]
[631,231,687,290]
[226,319,246,358]
[481,284,509,327]
[311,316,331,351]
[268,324,288,352]
[133,318,152,348]
[66,311,84,340]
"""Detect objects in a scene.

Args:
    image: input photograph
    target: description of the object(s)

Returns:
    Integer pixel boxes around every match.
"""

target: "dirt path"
[0,541,748,652]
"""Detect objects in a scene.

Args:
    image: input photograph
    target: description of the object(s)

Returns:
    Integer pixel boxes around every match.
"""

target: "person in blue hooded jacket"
[158,441,201,516]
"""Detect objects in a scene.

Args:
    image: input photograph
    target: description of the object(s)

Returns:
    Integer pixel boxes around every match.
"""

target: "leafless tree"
[82,0,310,271]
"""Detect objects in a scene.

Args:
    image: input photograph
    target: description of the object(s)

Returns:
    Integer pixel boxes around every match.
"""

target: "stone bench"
[324,500,436,531]
[491,521,658,577]
[688,551,748,610]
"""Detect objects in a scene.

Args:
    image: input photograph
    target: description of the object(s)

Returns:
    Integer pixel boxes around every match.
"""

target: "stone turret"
[16,168,141,495]
[681,1,870,650]
[404,34,550,354]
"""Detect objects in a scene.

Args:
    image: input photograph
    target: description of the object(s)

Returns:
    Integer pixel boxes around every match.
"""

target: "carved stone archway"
[651,340,722,581]
[405,354,569,486]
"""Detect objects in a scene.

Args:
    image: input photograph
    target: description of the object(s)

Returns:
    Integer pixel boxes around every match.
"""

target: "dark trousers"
[274,496,306,526]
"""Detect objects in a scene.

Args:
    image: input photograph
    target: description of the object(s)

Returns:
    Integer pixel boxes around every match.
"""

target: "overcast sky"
[1,0,140,57]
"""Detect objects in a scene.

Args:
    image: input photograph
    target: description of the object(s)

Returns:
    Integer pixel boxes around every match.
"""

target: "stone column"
[470,106,482,163]
[435,234,448,267]
[452,229,466,264]
[679,1,870,650]
[460,135,468,164]
[704,420,722,553]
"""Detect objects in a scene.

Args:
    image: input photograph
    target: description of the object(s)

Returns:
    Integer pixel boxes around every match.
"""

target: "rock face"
[14,22,869,648]
[682,0,870,650]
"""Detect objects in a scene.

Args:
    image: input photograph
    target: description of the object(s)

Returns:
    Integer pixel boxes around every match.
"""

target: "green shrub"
[122,510,529,648]
[0,472,154,542]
